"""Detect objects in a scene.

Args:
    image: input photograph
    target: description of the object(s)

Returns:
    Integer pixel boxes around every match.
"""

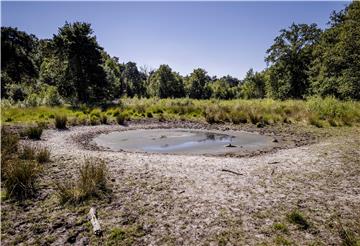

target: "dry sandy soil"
[1,123,360,245]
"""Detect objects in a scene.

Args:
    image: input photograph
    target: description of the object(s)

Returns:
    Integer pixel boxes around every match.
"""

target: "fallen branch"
[221,169,243,176]
[89,207,102,236]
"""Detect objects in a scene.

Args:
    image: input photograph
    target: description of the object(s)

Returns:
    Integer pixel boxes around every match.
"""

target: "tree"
[265,23,321,99]
[187,68,211,99]
[1,27,39,97]
[52,22,110,104]
[310,1,360,99]
[240,69,266,99]
[148,65,184,98]
[122,62,146,97]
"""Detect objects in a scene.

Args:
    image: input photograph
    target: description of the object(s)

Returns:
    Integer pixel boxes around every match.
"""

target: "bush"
[55,114,67,129]
[100,113,108,124]
[3,159,41,200]
[26,126,43,140]
[56,158,109,204]
[90,115,100,125]
[36,147,51,163]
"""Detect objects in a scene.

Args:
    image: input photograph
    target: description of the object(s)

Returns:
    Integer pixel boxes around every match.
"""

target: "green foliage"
[1,127,19,164]
[265,23,322,99]
[116,113,126,125]
[55,114,67,129]
[241,69,266,99]
[25,126,43,140]
[52,22,112,104]
[148,64,184,98]
[107,225,145,246]
[56,158,109,204]
[310,2,360,100]
[287,210,310,230]
[187,68,211,99]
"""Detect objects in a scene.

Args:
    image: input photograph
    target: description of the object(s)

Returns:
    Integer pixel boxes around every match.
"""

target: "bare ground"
[1,123,359,245]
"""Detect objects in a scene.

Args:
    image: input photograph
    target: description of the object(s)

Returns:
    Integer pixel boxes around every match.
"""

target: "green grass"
[287,210,310,230]
[2,97,360,127]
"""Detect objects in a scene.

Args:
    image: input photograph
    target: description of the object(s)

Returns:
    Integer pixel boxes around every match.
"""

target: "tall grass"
[2,97,360,127]
[56,158,109,204]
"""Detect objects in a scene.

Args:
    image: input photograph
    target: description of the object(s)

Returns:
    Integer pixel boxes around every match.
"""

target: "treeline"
[1,1,359,106]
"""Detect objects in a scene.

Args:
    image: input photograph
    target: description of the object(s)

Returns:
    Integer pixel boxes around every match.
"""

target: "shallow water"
[93,129,273,155]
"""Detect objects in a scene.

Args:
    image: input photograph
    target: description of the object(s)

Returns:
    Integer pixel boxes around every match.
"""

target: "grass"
[56,158,109,204]
[1,97,360,129]
[36,147,51,163]
[55,114,67,129]
[107,225,145,246]
[3,159,42,200]
[287,210,310,230]
[25,126,43,140]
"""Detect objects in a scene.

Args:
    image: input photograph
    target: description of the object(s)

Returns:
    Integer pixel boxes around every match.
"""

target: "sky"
[1,1,349,79]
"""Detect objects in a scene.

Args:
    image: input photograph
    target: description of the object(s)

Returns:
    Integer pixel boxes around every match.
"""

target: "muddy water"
[93,128,274,155]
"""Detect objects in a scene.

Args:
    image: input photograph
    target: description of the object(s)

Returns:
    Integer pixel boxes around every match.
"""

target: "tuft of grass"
[274,235,292,246]
[55,114,67,129]
[116,113,126,125]
[25,126,43,140]
[273,223,289,234]
[36,147,51,163]
[3,159,42,200]
[18,145,37,160]
[56,158,109,204]
[100,113,108,124]
[287,210,310,230]
[1,127,19,164]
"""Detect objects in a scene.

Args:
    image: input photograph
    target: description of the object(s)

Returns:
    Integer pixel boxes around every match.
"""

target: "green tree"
[266,23,321,99]
[188,68,211,99]
[1,27,39,97]
[148,65,184,98]
[310,1,360,99]
[241,69,266,99]
[53,22,110,104]
[122,62,146,97]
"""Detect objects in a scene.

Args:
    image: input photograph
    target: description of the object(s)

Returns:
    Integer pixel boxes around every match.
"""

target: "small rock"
[272,138,278,143]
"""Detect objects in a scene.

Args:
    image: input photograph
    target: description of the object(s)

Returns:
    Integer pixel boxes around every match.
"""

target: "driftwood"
[89,207,102,236]
[221,169,243,176]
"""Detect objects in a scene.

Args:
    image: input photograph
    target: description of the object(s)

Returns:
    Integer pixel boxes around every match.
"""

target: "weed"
[273,223,289,234]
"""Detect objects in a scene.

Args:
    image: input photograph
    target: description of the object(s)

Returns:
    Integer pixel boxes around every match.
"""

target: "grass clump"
[36,147,51,163]
[1,127,19,164]
[25,126,43,140]
[116,113,126,125]
[287,210,310,230]
[3,159,42,200]
[56,158,109,204]
[18,145,37,160]
[55,114,67,129]
[273,222,289,234]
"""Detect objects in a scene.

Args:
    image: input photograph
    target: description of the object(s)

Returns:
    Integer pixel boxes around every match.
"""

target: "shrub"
[287,210,310,230]
[55,114,67,129]
[36,147,51,163]
[116,113,125,125]
[26,126,43,140]
[3,159,41,200]
[56,158,109,204]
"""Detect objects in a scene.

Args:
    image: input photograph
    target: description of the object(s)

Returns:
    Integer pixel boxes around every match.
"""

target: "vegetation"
[55,114,67,129]
[1,128,48,200]
[287,210,310,230]
[56,158,109,204]
[25,126,43,140]
[1,2,359,107]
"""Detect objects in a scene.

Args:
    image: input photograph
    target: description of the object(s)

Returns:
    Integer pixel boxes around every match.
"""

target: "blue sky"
[1,1,349,79]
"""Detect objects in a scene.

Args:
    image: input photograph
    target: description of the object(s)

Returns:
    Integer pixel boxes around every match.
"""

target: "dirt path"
[2,124,359,245]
